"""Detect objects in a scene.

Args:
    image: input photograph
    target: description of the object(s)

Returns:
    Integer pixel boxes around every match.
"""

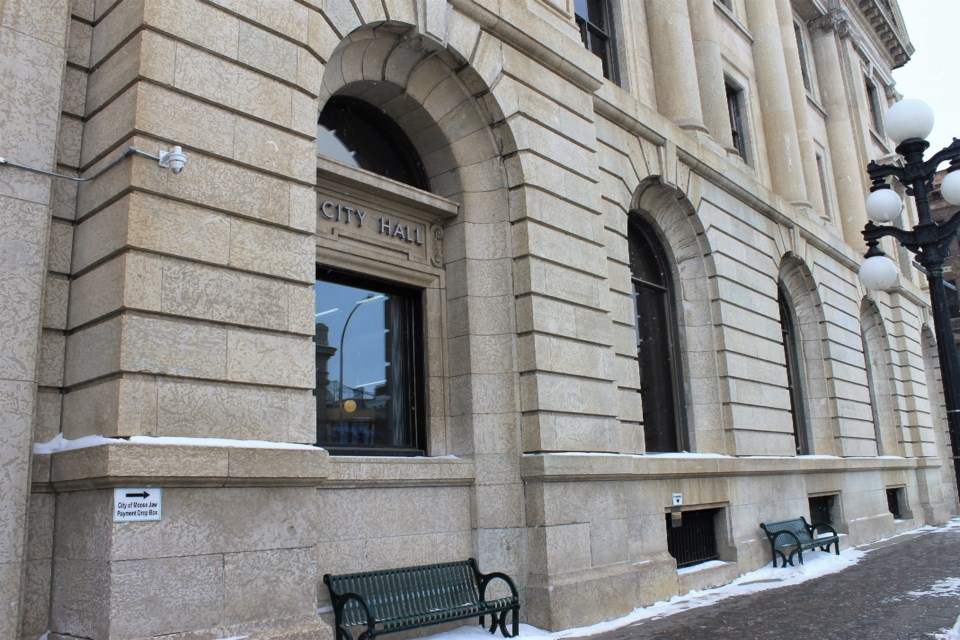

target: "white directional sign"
[114,488,162,522]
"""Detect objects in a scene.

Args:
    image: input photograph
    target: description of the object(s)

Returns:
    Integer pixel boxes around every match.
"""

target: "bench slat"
[325,559,519,640]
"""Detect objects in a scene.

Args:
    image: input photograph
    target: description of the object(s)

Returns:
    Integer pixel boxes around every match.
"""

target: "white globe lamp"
[859,255,899,291]
[941,170,960,206]
[885,98,935,146]
[865,189,903,223]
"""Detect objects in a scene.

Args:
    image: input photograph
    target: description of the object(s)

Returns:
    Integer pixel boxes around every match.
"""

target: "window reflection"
[317,96,428,190]
[314,270,424,454]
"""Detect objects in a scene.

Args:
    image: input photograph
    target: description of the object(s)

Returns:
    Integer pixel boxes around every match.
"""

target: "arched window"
[317,96,428,190]
[314,96,430,456]
[861,303,902,456]
[629,219,686,452]
[778,283,810,454]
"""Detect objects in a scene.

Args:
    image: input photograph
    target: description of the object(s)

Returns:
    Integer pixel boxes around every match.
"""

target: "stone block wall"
[1,1,956,638]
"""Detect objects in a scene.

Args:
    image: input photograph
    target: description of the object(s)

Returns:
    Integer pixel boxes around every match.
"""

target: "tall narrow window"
[779,284,809,454]
[315,269,425,455]
[794,22,813,93]
[725,81,747,160]
[629,219,685,452]
[816,152,832,217]
[865,78,885,135]
[575,0,619,84]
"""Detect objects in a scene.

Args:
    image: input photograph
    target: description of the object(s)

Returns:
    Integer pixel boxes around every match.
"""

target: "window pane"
[726,82,746,159]
[779,285,808,454]
[315,272,424,454]
[794,23,812,92]
[635,283,679,452]
[574,0,618,83]
[630,221,684,452]
[318,96,428,190]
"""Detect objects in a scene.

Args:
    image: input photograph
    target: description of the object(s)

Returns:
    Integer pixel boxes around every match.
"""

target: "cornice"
[853,0,914,69]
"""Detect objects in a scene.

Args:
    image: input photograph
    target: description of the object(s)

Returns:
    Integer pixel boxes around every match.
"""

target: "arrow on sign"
[125,491,151,499]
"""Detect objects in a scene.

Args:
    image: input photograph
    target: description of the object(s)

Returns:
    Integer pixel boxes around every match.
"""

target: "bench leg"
[488,611,499,634]
[498,610,509,636]
[772,549,788,568]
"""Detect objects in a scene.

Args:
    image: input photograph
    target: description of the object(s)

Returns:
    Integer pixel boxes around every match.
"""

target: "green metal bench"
[760,516,840,567]
[323,558,520,640]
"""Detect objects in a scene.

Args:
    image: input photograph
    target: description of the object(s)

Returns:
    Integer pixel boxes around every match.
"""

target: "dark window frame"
[793,21,813,93]
[629,218,687,453]
[665,508,721,568]
[725,80,748,160]
[778,283,810,455]
[865,77,885,135]
[808,494,835,525]
[575,0,620,84]
[815,152,832,217]
[314,267,426,456]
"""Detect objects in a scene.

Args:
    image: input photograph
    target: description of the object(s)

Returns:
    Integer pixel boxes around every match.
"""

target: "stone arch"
[778,255,839,455]
[317,23,511,202]
[315,20,521,461]
[860,298,904,456]
[627,178,729,453]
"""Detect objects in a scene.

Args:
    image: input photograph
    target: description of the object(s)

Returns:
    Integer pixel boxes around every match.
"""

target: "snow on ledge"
[33,434,320,455]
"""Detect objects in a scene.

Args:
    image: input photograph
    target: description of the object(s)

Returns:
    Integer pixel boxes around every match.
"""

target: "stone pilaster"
[776,0,825,220]
[645,0,708,134]
[687,0,733,148]
[810,9,869,246]
[744,0,810,208]
[0,3,72,638]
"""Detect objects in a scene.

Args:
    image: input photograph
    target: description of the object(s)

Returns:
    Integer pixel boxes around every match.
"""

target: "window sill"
[36,441,330,491]
[325,455,476,488]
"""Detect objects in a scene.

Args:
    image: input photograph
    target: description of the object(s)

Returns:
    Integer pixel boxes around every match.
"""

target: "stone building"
[1,0,956,638]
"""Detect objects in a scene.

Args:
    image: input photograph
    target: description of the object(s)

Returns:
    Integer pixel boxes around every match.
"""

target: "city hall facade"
[1,0,956,638]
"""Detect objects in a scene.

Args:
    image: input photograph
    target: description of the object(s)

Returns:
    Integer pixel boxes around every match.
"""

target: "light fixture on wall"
[857,97,960,491]
[0,145,188,182]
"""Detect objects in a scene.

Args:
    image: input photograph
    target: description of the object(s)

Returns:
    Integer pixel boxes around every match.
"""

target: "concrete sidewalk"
[567,523,960,640]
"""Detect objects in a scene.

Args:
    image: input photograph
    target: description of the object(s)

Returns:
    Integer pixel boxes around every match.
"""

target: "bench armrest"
[331,592,375,635]
[811,522,838,538]
[478,571,520,602]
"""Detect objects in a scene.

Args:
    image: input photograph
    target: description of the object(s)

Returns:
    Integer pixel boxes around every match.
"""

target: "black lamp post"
[858,98,960,494]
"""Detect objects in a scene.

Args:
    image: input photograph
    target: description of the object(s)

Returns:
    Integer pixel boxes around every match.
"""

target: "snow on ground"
[29,437,960,639]
[411,520,960,640]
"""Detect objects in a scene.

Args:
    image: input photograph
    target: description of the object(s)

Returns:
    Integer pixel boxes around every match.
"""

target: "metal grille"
[665,509,719,568]
[808,495,834,525]
[887,488,902,519]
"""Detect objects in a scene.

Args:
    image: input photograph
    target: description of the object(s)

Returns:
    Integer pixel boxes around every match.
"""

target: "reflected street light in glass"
[338,294,387,431]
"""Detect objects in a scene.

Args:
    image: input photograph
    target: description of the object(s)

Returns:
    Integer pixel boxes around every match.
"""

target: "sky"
[893,1,959,153]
